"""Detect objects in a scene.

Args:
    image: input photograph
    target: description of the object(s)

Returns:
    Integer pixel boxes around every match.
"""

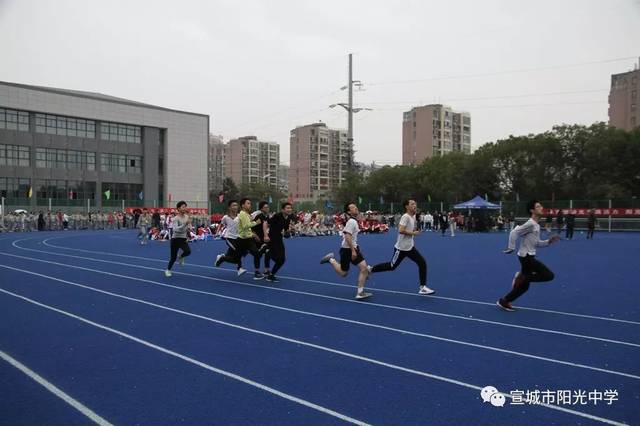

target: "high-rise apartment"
[225,136,279,188]
[289,123,351,201]
[402,104,470,165]
[608,63,639,131]
[208,134,225,197]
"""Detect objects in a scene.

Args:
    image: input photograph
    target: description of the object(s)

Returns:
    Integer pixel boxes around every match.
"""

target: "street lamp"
[329,103,372,113]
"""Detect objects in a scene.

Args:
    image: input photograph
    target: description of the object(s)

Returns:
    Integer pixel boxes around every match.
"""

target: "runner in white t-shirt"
[369,199,435,295]
[320,202,372,300]
[214,200,247,276]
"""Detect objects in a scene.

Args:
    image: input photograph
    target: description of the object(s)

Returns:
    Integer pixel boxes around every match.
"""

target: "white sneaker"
[355,291,372,300]
[419,286,435,295]
[320,252,335,264]
[237,268,247,277]
[164,269,172,277]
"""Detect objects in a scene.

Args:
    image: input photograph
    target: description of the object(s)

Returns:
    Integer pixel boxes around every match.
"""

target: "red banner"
[125,207,208,214]
[543,208,640,217]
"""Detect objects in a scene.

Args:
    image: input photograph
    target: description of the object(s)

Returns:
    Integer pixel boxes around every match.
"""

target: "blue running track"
[0,230,638,425]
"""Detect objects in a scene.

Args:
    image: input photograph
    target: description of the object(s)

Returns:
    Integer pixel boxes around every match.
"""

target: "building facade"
[208,134,225,197]
[225,136,279,188]
[278,164,289,195]
[608,66,639,131]
[290,123,351,201]
[402,104,470,165]
[0,81,208,211]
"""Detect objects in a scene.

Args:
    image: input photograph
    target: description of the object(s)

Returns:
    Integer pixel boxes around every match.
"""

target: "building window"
[34,113,95,138]
[101,153,143,173]
[0,108,29,131]
[100,122,141,143]
[35,148,95,170]
[0,144,30,167]
[33,179,96,200]
[0,177,30,199]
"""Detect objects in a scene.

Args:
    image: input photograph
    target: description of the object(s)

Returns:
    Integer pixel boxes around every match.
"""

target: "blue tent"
[453,195,500,210]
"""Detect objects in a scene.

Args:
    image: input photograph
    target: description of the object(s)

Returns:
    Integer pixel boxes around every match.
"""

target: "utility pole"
[329,54,371,170]
[347,53,354,169]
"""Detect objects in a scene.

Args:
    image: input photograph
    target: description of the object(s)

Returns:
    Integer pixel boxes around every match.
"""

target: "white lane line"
[40,235,640,326]
[10,242,640,349]
[0,287,369,426]
[0,349,113,426]
[0,272,627,426]
[1,256,638,380]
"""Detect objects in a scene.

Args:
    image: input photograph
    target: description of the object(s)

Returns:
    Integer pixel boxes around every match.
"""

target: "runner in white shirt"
[320,202,372,300]
[214,200,247,276]
[370,199,434,295]
[497,199,560,312]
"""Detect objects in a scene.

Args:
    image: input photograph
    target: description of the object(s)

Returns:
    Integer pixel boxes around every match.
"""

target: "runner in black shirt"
[264,202,293,282]
[251,201,271,277]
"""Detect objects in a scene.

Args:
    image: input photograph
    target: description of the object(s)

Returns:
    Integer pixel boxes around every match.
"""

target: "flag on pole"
[428,194,431,202]
[28,186,33,198]
[69,190,74,200]
[138,191,144,201]
[218,192,224,203]
[358,196,363,205]
[268,195,273,204]
[379,195,384,204]
[104,189,111,200]
[485,193,488,201]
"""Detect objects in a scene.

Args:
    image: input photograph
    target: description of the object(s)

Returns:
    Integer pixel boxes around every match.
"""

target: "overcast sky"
[1,0,639,165]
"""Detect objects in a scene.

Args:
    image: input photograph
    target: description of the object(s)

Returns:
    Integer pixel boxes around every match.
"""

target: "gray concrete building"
[0,81,209,211]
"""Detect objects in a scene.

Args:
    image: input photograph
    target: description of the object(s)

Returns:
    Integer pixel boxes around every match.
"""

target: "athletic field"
[0,230,638,425]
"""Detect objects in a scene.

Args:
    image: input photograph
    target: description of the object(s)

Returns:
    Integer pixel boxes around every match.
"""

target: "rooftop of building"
[0,80,208,118]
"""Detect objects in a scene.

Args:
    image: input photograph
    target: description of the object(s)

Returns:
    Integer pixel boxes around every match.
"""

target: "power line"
[366,56,637,87]
[227,88,342,130]
[370,100,605,112]
[358,88,609,106]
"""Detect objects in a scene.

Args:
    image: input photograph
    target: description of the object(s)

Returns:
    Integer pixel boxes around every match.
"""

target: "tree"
[222,178,240,201]
[238,181,285,205]
[331,123,639,204]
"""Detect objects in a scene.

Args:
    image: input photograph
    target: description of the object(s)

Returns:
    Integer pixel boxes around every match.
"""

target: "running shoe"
[253,272,265,280]
[496,298,516,312]
[320,252,335,264]
[265,274,279,283]
[215,254,224,267]
[355,291,372,300]
[237,268,247,277]
[164,269,172,277]
[418,286,435,295]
